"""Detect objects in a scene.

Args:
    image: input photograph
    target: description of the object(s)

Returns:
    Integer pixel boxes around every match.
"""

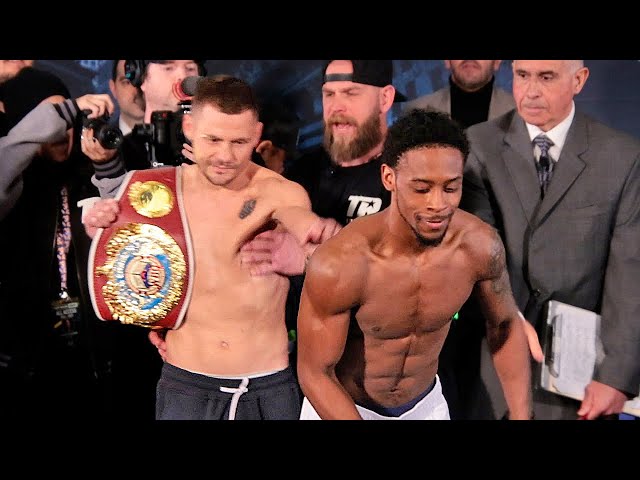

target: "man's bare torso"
[165,164,290,375]
[336,210,486,408]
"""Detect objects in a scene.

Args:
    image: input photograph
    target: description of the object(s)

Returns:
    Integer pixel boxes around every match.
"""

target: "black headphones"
[124,60,207,88]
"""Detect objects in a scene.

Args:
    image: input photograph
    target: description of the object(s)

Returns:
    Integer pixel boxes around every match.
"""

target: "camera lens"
[81,110,123,150]
[96,124,124,149]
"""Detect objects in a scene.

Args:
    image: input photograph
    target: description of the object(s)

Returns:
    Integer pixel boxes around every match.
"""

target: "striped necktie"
[532,134,555,197]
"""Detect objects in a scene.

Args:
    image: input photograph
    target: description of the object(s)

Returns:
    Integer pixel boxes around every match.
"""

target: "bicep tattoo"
[484,231,516,352]
[487,230,511,296]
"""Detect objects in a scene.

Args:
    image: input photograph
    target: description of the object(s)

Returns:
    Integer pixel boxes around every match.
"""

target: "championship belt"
[88,167,194,330]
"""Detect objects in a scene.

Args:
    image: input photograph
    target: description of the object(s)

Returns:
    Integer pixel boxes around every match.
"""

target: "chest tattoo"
[239,199,256,219]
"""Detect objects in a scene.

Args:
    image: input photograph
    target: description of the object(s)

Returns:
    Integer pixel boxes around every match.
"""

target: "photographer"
[85,60,206,185]
[0,70,114,219]
[0,67,117,420]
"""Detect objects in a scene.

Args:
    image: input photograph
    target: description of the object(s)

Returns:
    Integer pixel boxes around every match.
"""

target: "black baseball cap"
[323,60,407,103]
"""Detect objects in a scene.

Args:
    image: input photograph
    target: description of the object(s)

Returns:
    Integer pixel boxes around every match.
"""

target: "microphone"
[172,76,203,101]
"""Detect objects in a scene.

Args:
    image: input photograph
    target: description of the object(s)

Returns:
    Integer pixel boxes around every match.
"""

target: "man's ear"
[381,163,395,192]
[573,66,590,95]
[380,85,395,113]
[256,139,272,155]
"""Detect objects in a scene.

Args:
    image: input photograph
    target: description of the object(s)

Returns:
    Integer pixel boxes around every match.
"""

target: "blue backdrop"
[35,60,640,151]
[29,59,640,419]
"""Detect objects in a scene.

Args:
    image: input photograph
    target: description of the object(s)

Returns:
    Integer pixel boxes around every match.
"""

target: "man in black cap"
[243,60,403,259]
[284,60,404,227]
[0,67,118,420]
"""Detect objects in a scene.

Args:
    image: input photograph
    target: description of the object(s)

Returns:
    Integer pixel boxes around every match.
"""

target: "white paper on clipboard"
[540,300,639,417]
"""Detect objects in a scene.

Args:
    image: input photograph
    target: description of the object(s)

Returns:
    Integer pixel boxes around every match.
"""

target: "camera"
[132,101,191,168]
[81,110,124,150]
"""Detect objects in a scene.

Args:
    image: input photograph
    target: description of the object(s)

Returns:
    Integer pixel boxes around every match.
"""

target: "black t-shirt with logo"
[286,147,390,226]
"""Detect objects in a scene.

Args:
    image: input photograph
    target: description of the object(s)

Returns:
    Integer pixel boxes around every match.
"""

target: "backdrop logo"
[78,60,109,72]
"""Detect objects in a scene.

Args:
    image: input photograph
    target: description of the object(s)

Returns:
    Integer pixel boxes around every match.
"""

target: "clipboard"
[540,300,640,417]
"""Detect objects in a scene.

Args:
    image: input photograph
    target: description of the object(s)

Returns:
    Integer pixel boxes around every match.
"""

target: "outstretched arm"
[297,239,363,419]
[242,178,341,277]
[474,228,532,419]
[270,178,341,260]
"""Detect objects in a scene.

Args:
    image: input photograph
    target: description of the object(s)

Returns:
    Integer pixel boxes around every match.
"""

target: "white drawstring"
[220,377,249,420]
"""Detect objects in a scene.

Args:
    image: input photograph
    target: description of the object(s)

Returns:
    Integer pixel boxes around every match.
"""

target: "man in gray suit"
[403,60,514,129]
[461,60,640,420]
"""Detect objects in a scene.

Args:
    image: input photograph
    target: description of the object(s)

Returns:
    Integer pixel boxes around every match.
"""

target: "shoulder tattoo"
[239,199,257,219]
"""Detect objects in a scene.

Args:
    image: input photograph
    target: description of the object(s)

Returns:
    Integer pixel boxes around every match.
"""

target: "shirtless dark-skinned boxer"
[297,108,533,420]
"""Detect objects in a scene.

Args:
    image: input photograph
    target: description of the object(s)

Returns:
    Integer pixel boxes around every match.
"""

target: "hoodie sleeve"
[0,99,77,220]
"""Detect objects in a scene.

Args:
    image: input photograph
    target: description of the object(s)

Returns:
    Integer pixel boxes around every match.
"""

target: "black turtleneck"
[449,75,495,129]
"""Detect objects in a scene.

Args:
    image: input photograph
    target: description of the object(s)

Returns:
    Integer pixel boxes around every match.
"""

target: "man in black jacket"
[0,67,118,420]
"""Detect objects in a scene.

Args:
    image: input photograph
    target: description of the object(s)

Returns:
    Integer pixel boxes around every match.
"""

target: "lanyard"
[55,185,71,298]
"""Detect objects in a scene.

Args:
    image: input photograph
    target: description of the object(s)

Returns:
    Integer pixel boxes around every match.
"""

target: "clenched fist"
[82,198,120,239]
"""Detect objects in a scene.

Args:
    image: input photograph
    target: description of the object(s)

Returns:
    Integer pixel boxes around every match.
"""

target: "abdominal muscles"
[166,267,290,376]
[338,309,452,408]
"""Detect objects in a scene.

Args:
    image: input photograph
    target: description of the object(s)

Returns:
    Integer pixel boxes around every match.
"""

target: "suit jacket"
[402,83,515,120]
[460,109,640,419]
